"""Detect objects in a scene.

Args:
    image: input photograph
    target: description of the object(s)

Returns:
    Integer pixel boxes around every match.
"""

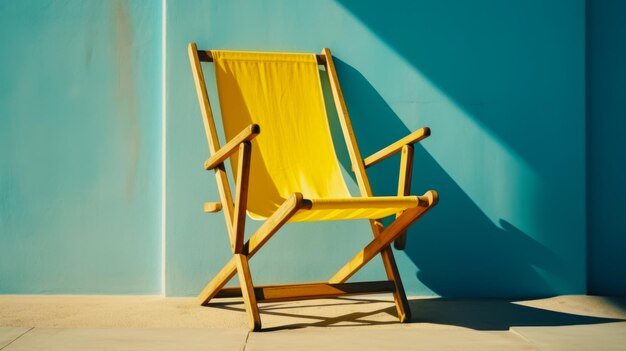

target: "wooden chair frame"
[188,43,438,331]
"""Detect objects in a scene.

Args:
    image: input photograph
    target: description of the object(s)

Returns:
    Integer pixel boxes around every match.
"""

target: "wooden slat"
[232,142,251,253]
[260,280,394,302]
[198,49,326,64]
[329,191,438,284]
[215,280,396,302]
[203,202,223,213]
[197,193,310,305]
[322,48,412,322]
[394,145,414,250]
[363,127,430,168]
[203,124,260,170]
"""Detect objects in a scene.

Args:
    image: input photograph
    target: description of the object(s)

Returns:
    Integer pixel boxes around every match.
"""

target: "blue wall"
[0,0,162,294]
[587,0,626,295]
[165,0,586,297]
[2,0,623,297]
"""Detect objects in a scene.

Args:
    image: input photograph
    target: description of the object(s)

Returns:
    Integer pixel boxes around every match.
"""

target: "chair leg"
[371,219,411,322]
[328,194,438,321]
[235,254,262,331]
[198,193,306,305]
[379,248,411,322]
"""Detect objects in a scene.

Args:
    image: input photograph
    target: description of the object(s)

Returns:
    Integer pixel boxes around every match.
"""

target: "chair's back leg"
[379,244,411,322]
[366,220,412,322]
[322,48,411,323]
[328,200,438,322]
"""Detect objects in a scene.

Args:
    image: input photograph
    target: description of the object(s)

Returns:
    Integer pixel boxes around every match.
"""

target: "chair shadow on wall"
[327,0,591,298]
[324,59,557,298]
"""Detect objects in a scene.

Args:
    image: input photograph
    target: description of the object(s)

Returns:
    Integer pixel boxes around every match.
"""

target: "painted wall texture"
[0,0,162,294]
[166,0,586,297]
[587,0,626,295]
[2,0,623,297]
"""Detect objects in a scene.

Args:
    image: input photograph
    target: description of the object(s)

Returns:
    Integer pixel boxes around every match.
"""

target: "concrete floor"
[1,295,625,350]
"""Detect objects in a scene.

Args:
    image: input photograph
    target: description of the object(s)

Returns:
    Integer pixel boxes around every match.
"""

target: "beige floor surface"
[1,295,625,350]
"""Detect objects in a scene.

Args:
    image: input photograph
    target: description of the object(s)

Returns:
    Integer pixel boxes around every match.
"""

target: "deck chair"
[188,43,438,331]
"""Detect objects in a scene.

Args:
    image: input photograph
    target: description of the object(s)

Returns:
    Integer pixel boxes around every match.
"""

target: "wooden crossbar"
[198,50,327,65]
[214,281,396,302]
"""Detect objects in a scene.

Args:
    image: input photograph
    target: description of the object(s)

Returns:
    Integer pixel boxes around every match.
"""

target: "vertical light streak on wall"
[160,0,167,296]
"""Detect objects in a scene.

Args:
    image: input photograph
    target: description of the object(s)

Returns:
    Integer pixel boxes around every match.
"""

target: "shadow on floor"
[405,298,625,330]
[207,298,398,331]
[206,297,625,331]
[602,297,626,314]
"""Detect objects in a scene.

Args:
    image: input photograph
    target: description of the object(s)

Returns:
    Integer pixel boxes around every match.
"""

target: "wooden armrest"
[363,127,430,168]
[203,124,260,170]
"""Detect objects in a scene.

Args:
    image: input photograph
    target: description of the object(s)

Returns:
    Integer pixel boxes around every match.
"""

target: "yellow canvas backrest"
[211,50,352,219]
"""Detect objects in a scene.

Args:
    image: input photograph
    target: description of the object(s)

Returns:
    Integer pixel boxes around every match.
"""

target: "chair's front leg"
[235,253,262,331]
[394,144,414,250]
[197,194,307,305]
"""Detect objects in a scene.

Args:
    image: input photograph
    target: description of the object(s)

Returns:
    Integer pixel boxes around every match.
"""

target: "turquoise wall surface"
[3,0,623,297]
[165,0,586,297]
[587,0,626,295]
[0,0,162,294]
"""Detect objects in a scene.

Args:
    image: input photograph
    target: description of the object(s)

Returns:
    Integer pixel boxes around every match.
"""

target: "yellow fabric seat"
[280,196,423,222]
